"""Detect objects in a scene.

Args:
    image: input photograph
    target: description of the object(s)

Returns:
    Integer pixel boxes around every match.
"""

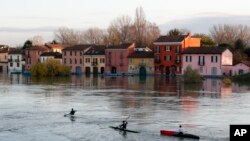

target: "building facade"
[62,45,91,74]
[40,52,62,63]
[8,48,25,74]
[182,47,233,77]
[25,46,49,71]
[105,43,135,75]
[0,48,9,73]
[128,46,154,75]
[83,45,105,74]
[153,33,200,76]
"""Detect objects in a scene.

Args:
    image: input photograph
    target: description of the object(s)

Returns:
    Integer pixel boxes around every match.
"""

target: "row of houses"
[0,33,249,76]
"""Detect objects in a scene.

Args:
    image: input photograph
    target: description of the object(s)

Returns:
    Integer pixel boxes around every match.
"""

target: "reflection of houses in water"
[181,97,198,112]
[104,77,128,88]
[70,75,105,88]
[127,76,154,91]
[153,77,180,95]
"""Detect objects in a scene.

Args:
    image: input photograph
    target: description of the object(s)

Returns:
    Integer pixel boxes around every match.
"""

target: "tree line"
[22,7,250,62]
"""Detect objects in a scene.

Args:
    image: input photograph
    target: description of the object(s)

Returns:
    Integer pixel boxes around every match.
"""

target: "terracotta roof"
[84,45,105,55]
[106,43,134,49]
[0,48,8,53]
[127,51,154,58]
[8,48,22,54]
[154,35,187,43]
[182,47,228,54]
[62,44,91,51]
[239,61,250,67]
[26,45,49,51]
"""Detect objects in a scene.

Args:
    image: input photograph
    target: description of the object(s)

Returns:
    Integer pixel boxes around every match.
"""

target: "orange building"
[153,33,200,76]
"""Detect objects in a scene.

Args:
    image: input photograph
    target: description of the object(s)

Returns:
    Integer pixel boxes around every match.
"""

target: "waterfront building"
[105,43,135,75]
[153,33,200,76]
[182,47,233,77]
[25,45,49,71]
[8,48,25,74]
[128,46,154,75]
[62,45,91,74]
[83,45,105,74]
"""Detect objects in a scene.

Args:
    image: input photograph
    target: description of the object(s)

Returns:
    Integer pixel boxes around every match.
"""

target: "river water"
[0,74,250,141]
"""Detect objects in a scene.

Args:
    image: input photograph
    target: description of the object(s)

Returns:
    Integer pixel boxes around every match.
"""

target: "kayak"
[109,126,140,133]
[160,130,200,139]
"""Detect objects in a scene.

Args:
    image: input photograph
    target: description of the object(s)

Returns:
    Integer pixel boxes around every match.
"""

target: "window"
[165,46,171,51]
[75,51,77,56]
[64,58,66,64]
[156,46,160,53]
[176,66,180,72]
[75,59,77,64]
[200,67,203,73]
[176,46,180,53]
[164,55,171,61]
[85,58,90,63]
[80,52,82,56]
[100,58,105,63]
[211,56,218,63]
[64,51,66,56]
[80,59,82,64]
[70,59,72,64]
[70,51,72,56]
[17,63,20,67]
[10,62,13,67]
[186,56,192,62]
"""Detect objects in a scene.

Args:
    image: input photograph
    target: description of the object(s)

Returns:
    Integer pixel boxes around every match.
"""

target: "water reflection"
[2,73,250,96]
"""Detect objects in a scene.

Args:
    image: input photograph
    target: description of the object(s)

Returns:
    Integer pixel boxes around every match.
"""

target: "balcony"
[175,60,181,64]
[198,61,205,66]
[139,62,146,66]
[154,59,161,64]
[91,62,98,66]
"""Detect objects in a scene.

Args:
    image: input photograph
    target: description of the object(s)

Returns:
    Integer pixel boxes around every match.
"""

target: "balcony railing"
[198,61,205,66]
[154,59,161,64]
[175,60,181,64]
[91,62,98,66]
[139,62,146,66]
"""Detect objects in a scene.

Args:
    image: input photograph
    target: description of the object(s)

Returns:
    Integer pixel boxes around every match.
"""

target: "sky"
[0,0,250,46]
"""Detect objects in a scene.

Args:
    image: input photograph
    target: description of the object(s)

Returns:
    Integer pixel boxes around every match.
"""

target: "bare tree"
[210,24,250,47]
[134,6,147,45]
[54,27,85,45]
[83,27,105,44]
[144,22,160,46]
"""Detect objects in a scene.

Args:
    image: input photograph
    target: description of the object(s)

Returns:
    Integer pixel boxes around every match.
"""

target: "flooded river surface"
[0,74,250,141]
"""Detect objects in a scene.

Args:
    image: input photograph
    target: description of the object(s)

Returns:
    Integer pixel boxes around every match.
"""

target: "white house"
[8,48,25,74]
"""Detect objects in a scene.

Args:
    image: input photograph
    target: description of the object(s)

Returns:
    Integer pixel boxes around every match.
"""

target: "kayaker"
[119,120,128,129]
[177,125,184,134]
[70,108,76,115]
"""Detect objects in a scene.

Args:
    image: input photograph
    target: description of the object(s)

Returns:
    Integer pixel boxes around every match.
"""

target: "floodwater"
[0,74,250,141]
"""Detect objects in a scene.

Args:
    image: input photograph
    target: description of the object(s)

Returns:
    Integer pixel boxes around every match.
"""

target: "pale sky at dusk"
[0,0,249,46]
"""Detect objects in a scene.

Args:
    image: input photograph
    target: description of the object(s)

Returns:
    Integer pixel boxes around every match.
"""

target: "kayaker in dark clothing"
[119,120,128,129]
[70,108,76,115]
[177,125,184,134]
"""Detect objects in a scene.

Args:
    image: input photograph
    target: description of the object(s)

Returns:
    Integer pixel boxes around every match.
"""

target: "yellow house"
[84,45,105,74]
[128,51,154,75]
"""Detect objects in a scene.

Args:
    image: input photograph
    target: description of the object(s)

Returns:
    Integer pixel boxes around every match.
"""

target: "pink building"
[182,47,233,77]
[231,61,250,75]
[105,43,135,75]
[62,45,91,74]
[25,45,49,71]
